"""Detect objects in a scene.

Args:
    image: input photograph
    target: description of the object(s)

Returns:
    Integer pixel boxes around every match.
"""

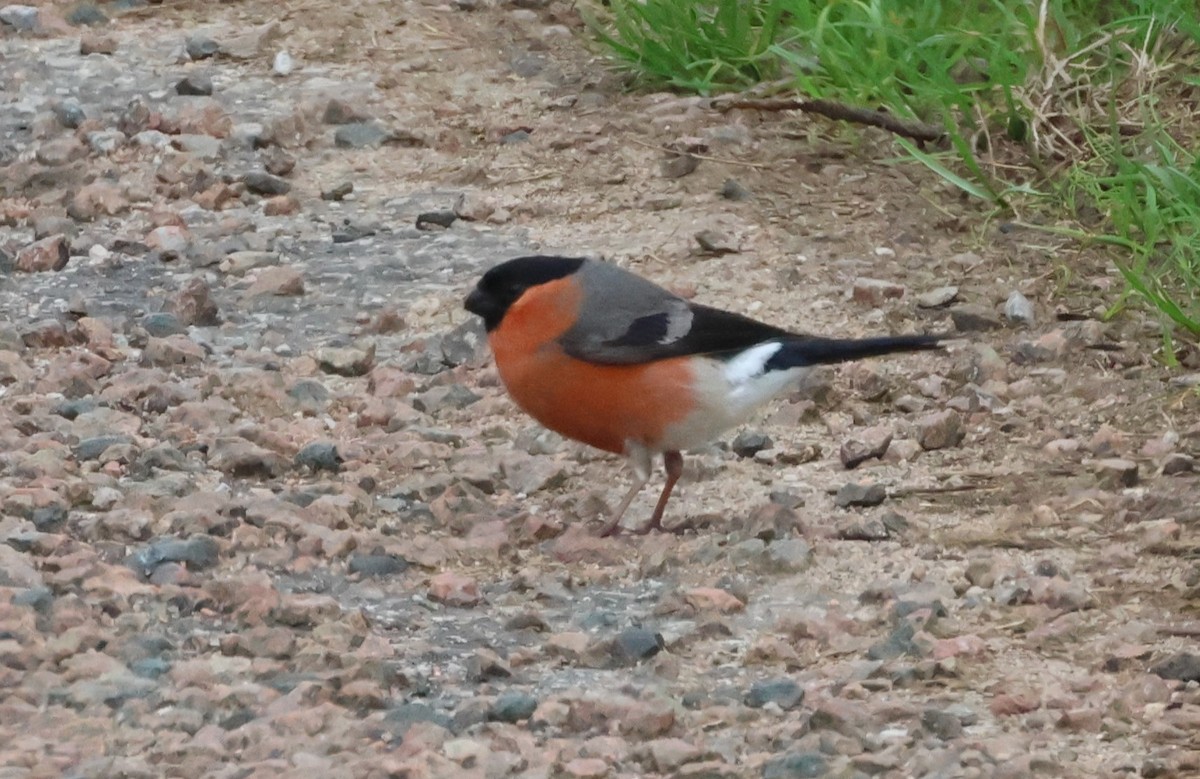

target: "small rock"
[720,178,752,201]
[917,409,964,450]
[383,703,452,737]
[323,98,370,125]
[429,572,481,607]
[245,266,304,297]
[545,631,590,661]
[69,181,129,221]
[261,148,296,176]
[839,426,893,468]
[852,278,905,306]
[334,122,391,148]
[416,210,458,230]
[176,73,214,96]
[1151,652,1200,682]
[37,137,88,166]
[613,627,664,664]
[695,229,738,255]
[140,312,185,337]
[143,335,205,366]
[243,171,291,196]
[835,516,891,541]
[731,430,772,458]
[1162,453,1194,475]
[295,441,342,472]
[950,304,1002,332]
[453,191,496,222]
[745,678,805,710]
[314,344,375,377]
[921,708,965,739]
[411,384,480,414]
[53,100,87,129]
[74,434,131,461]
[348,552,409,578]
[916,286,959,308]
[661,153,699,178]
[322,181,354,201]
[1095,458,1138,489]
[67,4,108,26]
[762,752,828,779]
[489,691,538,723]
[221,250,279,275]
[185,34,220,60]
[146,225,191,260]
[685,587,745,613]
[834,482,886,508]
[86,130,125,154]
[0,4,38,31]
[262,195,299,216]
[272,50,294,76]
[15,234,69,273]
[128,536,219,576]
[170,277,220,326]
[79,32,117,55]
[764,539,812,573]
[208,437,288,478]
[562,758,609,779]
[1004,290,1035,325]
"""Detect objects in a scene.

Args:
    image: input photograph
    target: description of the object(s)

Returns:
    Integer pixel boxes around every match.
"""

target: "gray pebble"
[382,702,452,738]
[74,434,132,461]
[243,171,291,196]
[53,100,87,129]
[731,430,773,458]
[488,691,538,723]
[0,5,39,32]
[921,708,964,739]
[613,627,664,664]
[176,73,214,96]
[745,678,805,710]
[140,312,186,338]
[67,4,108,26]
[347,553,409,578]
[762,752,828,778]
[1004,290,1035,325]
[31,505,68,532]
[185,34,220,60]
[128,536,220,576]
[764,539,812,573]
[834,482,886,508]
[334,122,391,149]
[720,178,753,201]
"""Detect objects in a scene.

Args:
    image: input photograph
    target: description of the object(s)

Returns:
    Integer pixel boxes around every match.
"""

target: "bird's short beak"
[464,288,486,317]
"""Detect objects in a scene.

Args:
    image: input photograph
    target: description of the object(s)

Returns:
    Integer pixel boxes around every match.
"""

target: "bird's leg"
[596,473,649,537]
[633,450,685,535]
[596,444,653,537]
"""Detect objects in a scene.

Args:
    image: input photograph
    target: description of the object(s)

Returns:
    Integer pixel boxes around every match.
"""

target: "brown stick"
[716,96,946,144]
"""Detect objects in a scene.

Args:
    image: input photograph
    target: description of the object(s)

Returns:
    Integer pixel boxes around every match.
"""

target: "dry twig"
[715,97,946,144]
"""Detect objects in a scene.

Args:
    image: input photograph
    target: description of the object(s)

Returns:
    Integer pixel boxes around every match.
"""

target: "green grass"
[589,0,1200,349]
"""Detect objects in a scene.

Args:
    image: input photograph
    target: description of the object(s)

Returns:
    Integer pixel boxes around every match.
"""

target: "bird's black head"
[464,255,587,331]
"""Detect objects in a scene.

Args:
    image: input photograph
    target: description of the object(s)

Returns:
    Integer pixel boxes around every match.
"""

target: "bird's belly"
[658,359,809,452]
[495,347,696,455]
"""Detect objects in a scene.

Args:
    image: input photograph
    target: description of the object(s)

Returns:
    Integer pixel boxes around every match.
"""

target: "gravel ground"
[1,2,1199,778]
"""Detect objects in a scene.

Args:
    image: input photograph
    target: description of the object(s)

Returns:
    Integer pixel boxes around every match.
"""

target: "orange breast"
[488,278,695,454]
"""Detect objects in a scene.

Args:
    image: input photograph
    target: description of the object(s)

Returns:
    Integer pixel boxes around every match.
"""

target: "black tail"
[767,334,944,369]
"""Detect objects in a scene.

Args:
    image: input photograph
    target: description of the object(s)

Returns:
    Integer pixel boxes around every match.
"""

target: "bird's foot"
[596,515,692,537]
[629,517,692,536]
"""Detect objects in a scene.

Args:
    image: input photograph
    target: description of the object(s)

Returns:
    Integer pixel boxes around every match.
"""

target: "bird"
[464,255,944,537]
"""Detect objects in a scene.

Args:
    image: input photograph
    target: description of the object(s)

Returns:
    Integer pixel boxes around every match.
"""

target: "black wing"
[561,302,795,365]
